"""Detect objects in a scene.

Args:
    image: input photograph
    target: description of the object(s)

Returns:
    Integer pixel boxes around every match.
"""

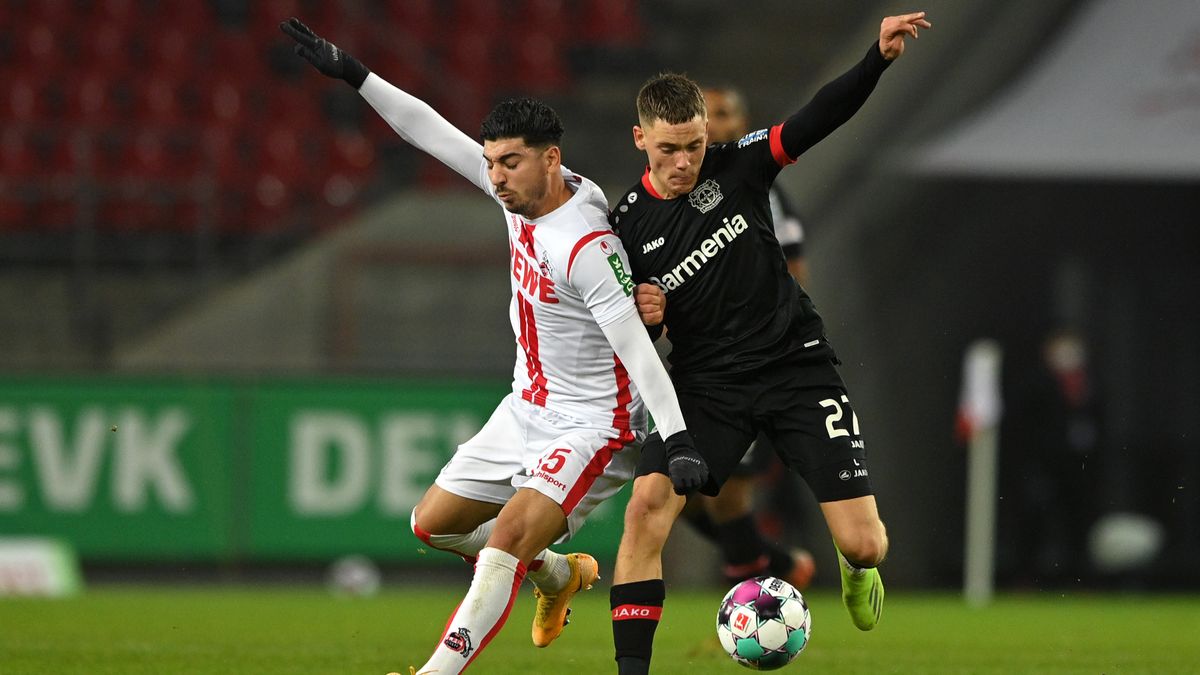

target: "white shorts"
[435,393,643,542]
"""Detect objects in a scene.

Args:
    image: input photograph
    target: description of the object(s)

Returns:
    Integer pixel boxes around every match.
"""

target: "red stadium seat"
[512,31,570,93]
[519,0,572,40]
[3,77,48,124]
[382,0,442,47]
[580,0,644,46]
[449,0,505,37]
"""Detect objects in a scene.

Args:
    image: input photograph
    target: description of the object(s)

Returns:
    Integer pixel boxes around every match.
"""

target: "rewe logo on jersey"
[649,213,749,293]
[510,241,558,304]
[641,237,665,254]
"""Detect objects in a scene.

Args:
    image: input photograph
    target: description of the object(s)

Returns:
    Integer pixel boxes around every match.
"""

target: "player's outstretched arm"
[280,17,489,192]
[774,11,931,160]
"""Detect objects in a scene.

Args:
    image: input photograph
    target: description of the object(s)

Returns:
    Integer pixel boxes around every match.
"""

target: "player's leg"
[700,437,815,589]
[416,487,569,674]
[821,494,888,630]
[410,484,503,563]
[610,385,755,675]
[763,359,887,630]
[521,424,638,648]
[610,471,687,675]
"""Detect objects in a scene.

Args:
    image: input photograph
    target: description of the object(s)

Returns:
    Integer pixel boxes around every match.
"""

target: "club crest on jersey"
[737,128,769,148]
[687,179,723,213]
[539,251,553,276]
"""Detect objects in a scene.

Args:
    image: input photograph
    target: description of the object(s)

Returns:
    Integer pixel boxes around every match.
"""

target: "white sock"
[527,549,571,592]
[412,511,495,562]
[420,547,526,674]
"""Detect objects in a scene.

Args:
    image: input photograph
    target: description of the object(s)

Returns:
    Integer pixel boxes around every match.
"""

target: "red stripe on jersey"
[514,215,537,257]
[640,167,664,199]
[518,295,549,406]
[567,230,612,279]
[769,123,797,167]
[611,355,633,433]
[561,355,635,514]
[611,604,663,621]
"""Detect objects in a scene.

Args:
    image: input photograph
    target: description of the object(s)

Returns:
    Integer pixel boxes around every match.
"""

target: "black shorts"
[731,433,775,477]
[637,358,873,502]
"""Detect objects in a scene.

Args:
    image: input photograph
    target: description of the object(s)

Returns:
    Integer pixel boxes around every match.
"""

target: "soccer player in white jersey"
[281,18,708,675]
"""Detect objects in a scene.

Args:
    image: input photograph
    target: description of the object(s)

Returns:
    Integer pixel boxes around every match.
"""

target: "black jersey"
[611,42,890,381]
[612,132,833,380]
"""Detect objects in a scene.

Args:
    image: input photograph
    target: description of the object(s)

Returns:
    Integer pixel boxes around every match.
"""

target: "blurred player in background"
[673,84,816,591]
[281,18,706,675]
[607,13,930,674]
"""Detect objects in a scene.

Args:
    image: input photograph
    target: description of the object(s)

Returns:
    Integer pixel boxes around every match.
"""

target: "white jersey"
[497,171,645,431]
[358,73,689,438]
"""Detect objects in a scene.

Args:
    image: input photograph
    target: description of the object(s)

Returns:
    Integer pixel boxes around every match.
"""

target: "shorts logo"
[687,179,723,213]
[839,468,869,481]
[532,470,568,491]
[443,627,474,659]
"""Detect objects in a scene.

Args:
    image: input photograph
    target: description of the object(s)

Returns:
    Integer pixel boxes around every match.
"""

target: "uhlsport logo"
[687,179,723,213]
[443,627,474,659]
[649,213,749,293]
[641,236,665,254]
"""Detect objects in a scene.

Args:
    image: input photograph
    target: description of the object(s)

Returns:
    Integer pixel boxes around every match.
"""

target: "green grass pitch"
[3,585,1198,674]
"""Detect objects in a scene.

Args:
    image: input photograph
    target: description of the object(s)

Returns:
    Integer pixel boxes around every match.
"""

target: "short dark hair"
[637,73,706,125]
[480,97,564,147]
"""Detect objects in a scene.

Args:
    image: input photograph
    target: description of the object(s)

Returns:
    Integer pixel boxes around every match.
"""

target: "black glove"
[664,431,708,496]
[280,17,370,89]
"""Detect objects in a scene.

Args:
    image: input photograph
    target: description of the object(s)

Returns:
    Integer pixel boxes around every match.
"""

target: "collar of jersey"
[641,166,665,200]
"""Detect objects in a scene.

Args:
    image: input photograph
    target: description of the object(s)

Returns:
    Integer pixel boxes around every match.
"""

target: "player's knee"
[840,523,888,567]
[623,484,675,543]
[410,507,435,545]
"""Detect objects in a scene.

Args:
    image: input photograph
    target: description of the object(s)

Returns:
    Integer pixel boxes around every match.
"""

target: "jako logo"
[649,213,749,293]
[641,237,665,254]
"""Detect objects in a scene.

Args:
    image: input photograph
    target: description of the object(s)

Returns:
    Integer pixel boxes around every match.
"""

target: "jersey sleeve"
[566,232,639,328]
[599,312,686,438]
[358,73,491,194]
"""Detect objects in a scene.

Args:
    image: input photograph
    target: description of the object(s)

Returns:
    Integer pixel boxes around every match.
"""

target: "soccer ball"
[716,576,811,670]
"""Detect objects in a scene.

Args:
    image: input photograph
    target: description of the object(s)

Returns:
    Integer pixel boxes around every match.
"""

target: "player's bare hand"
[879,11,931,61]
[635,283,666,326]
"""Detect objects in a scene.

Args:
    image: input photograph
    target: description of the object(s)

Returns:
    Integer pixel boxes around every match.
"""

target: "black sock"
[611,579,665,674]
[683,508,719,542]
[716,514,771,580]
[766,543,796,578]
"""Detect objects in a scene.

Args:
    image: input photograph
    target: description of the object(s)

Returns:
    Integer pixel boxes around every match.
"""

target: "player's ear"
[633,125,647,151]
[543,145,561,171]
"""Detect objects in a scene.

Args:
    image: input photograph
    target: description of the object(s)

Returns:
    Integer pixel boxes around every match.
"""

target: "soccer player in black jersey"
[675,84,818,592]
[607,12,931,674]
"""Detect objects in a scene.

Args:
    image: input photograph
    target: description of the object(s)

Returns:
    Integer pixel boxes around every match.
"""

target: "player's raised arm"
[773,11,931,162]
[280,17,489,193]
